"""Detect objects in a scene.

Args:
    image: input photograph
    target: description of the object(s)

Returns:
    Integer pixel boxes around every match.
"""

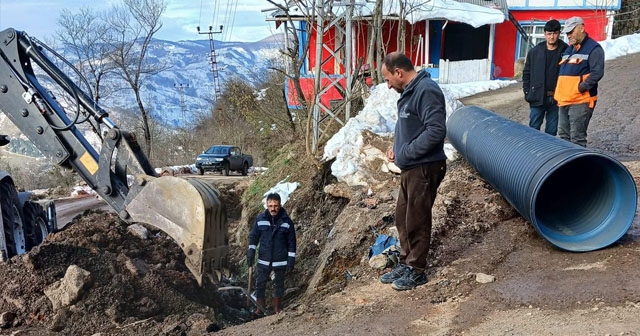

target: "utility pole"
[197,25,224,103]
[174,83,190,127]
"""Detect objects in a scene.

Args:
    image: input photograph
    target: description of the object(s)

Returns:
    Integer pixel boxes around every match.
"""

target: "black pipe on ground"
[447,106,637,251]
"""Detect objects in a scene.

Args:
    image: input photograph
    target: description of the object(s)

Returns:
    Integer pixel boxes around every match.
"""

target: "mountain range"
[76,35,284,128]
[0,34,284,157]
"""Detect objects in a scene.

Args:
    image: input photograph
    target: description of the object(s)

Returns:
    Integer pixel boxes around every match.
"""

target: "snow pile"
[262,177,299,209]
[355,0,506,28]
[70,185,97,197]
[322,85,398,186]
[322,79,514,186]
[600,33,640,61]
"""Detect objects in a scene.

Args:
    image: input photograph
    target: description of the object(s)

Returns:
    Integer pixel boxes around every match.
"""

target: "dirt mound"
[0,210,226,335]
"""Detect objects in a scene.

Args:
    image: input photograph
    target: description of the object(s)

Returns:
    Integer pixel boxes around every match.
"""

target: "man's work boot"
[252,298,266,319]
[272,297,281,314]
[380,264,409,284]
[391,267,428,291]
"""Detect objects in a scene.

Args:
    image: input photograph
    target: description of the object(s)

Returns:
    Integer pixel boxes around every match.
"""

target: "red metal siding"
[308,25,339,74]
[494,21,518,78]
[511,10,609,41]
[309,19,427,74]
[285,77,346,108]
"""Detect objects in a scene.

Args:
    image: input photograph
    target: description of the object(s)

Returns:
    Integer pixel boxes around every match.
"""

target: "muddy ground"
[211,52,640,336]
[0,52,638,336]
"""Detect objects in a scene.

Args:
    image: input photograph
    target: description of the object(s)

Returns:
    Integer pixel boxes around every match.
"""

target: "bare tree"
[56,7,118,105]
[367,0,384,85]
[613,0,640,38]
[105,0,169,158]
[265,0,317,154]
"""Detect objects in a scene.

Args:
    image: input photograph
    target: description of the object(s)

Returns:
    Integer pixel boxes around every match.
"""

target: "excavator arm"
[0,28,227,284]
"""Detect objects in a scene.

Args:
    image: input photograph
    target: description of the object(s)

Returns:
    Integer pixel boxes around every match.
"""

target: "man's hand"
[246,253,255,267]
[578,83,587,93]
[387,148,395,162]
[287,259,295,272]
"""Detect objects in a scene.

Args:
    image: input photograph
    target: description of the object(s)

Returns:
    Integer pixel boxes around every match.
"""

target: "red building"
[267,0,620,108]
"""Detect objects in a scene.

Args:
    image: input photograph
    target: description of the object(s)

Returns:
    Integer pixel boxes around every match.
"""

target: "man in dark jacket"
[247,193,296,316]
[380,52,447,291]
[522,19,568,136]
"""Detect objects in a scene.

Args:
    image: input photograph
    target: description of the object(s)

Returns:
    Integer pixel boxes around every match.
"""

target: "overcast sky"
[0,0,280,42]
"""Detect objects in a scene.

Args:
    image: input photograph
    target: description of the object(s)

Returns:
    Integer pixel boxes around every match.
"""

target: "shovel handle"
[247,266,253,307]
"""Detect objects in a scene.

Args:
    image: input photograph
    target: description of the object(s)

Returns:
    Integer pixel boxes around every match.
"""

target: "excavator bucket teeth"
[125,176,228,285]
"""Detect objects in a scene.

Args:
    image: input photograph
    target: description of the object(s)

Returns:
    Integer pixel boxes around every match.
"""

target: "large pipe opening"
[533,154,637,251]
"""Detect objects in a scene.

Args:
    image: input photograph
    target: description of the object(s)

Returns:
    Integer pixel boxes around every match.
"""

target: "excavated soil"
[0,53,638,336]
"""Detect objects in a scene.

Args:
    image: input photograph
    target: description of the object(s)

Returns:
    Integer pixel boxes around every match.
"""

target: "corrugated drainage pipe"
[447,106,637,252]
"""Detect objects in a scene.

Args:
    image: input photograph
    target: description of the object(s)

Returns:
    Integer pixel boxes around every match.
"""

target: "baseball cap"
[544,19,561,32]
[562,16,584,34]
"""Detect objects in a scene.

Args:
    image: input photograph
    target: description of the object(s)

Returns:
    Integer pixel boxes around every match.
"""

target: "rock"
[377,190,395,203]
[44,265,93,311]
[295,303,307,316]
[369,245,399,269]
[128,224,150,239]
[136,297,160,318]
[387,227,399,240]
[20,254,35,271]
[364,197,378,209]
[323,183,352,199]
[475,273,496,283]
[368,253,389,269]
[0,311,16,328]
[125,258,149,276]
[390,189,400,201]
[48,307,70,332]
[387,162,401,174]
[185,313,213,336]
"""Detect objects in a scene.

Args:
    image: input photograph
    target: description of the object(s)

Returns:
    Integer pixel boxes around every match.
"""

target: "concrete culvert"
[447,105,638,252]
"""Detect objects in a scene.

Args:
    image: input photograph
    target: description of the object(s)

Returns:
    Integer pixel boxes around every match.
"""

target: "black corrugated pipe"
[447,106,637,252]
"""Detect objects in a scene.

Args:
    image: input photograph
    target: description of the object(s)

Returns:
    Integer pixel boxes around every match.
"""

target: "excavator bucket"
[124,176,228,285]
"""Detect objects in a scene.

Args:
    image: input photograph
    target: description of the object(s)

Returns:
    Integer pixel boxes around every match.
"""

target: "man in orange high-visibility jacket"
[554,16,605,147]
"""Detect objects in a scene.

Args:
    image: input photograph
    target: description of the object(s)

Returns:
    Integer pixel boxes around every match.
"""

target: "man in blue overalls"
[247,193,296,316]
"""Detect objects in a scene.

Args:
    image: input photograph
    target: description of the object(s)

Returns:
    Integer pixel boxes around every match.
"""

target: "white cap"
[562,17,584,34]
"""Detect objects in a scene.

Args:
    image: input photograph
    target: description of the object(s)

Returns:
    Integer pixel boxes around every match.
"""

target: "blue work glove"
[287,258,295,272]
[247,251,255,266]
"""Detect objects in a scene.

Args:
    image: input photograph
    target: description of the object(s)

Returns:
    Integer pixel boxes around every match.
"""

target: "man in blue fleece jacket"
[380,52,447,291]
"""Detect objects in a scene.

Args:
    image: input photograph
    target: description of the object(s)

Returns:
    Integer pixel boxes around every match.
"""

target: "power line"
[197,25,224,103]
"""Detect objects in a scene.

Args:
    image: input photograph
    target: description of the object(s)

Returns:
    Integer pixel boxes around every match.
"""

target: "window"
[517,23,568,59]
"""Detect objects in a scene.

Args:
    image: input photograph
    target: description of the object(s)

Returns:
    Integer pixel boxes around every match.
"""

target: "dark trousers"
[529,95,559,136]
[255,267,286,299]
[396,160,446,273]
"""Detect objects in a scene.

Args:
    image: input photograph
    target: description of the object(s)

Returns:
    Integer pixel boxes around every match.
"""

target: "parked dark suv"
[195,145,253,176]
